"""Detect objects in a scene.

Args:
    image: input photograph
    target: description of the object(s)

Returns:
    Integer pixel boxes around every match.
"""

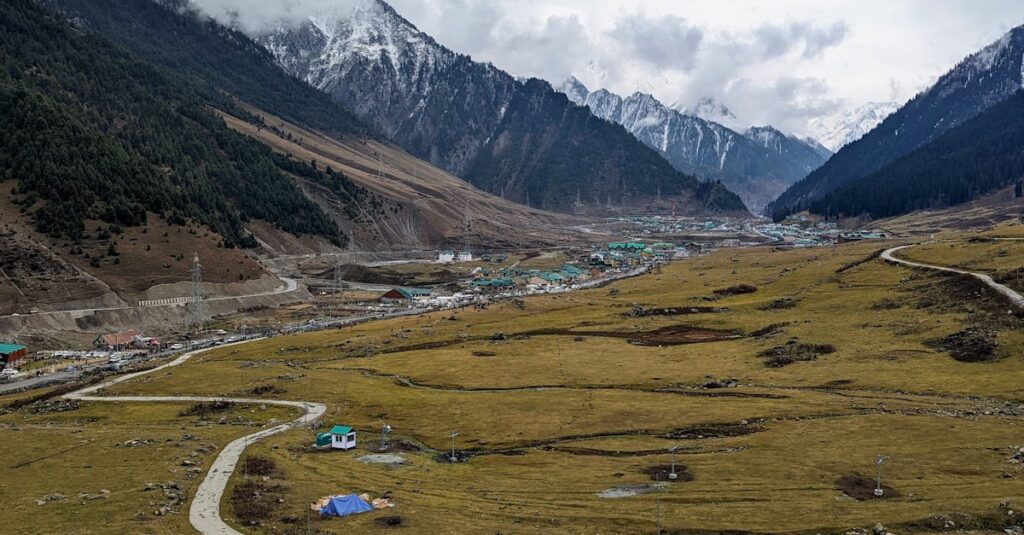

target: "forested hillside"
[42,0,371,140]
[805,90,1024,219]
[0,0,351,247]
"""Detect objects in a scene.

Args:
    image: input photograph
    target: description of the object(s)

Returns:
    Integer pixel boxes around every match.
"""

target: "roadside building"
[437,250,455,263]
[0,343,27,370]
[457,251,473,262]
[94,330,142,351]
[380,287,432,302]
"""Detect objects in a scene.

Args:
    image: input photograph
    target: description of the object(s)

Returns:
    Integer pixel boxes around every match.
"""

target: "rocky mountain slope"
[258,0,746,214]
[558,77,829,212]
[771,25,1024,218]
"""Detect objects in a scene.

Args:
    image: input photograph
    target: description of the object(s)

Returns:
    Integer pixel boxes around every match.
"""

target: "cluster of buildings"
[436,250,473,263]
[755,221,894,247]
[466,263,595,292]
[93,329,161,351]
[621,216,751,236]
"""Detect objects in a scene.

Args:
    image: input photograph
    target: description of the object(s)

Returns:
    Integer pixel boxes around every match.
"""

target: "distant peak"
[557,75,590,103]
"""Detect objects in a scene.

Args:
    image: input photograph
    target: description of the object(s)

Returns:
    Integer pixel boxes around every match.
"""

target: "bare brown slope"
[218,105,594,252]
[0,182,269,314]
[874,186,1023,236]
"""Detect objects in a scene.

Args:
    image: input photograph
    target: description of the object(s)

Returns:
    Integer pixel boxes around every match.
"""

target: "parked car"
[169,343,184,350]
[1,368,20,378]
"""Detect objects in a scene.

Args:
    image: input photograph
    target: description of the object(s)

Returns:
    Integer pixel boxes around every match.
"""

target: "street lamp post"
[449,430,459,463]
[875,455,889,497]
[381,422,392,451]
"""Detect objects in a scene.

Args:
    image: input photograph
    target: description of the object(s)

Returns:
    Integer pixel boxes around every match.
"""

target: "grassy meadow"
[3,224,1024,534]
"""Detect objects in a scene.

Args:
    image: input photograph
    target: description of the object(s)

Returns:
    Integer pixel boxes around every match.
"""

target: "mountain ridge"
[770,25,1024,219]
[258,0,746,215]
[557,77,829,213]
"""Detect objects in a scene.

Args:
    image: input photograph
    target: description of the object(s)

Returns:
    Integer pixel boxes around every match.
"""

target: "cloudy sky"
[194,0,1024,134]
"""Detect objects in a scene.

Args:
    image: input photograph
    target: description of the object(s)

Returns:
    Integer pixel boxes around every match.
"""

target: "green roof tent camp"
[317,425,356,450]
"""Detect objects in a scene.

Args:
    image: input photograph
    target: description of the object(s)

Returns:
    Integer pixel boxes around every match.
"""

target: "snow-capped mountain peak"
[806,101,900,152]
[560,75,590,104]
[556,78,830,213]
[685,96,742,130]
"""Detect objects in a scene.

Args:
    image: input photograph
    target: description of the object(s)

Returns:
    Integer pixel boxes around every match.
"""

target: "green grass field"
[3,225,1024,534]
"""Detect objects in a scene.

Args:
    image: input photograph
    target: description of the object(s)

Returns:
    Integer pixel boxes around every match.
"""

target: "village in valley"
[4,1,1024,534]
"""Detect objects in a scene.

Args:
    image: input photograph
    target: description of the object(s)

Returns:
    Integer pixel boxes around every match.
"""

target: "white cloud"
[190,0,345,32]
[608,14,704,71]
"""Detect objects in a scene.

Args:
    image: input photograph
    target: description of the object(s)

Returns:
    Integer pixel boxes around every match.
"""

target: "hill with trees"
[804,90,1024,219]
[1,0,354,247]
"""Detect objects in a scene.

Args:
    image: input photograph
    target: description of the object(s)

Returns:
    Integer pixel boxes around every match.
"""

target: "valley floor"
[3,221,1024,534]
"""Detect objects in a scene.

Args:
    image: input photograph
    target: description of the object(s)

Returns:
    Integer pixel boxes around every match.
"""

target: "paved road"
[65,341,325,535]
[0,369,80,394]
[2,277,299,319]
[881,244,1024,311]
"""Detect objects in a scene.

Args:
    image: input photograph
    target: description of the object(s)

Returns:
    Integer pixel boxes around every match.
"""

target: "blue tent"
[320,494,372,517]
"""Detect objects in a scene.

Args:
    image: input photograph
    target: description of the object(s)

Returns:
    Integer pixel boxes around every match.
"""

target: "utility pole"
[669,445,680,480]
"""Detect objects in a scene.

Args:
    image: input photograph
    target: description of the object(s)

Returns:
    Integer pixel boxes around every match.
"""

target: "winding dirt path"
[881,244,1024,311]
[64,341,325,535]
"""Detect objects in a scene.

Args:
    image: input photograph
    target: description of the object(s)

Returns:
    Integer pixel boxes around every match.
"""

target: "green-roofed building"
[316,425,357,450]
[608,242,646,251]
[559,264,585,278]
[469,277,514,291]
[0,343,26,370]
[380,287,432,302]
[539,272,565,282]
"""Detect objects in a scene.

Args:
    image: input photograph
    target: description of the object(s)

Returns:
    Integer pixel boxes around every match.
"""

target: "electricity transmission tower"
[186,254,206,333]
[333,255,345,318]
